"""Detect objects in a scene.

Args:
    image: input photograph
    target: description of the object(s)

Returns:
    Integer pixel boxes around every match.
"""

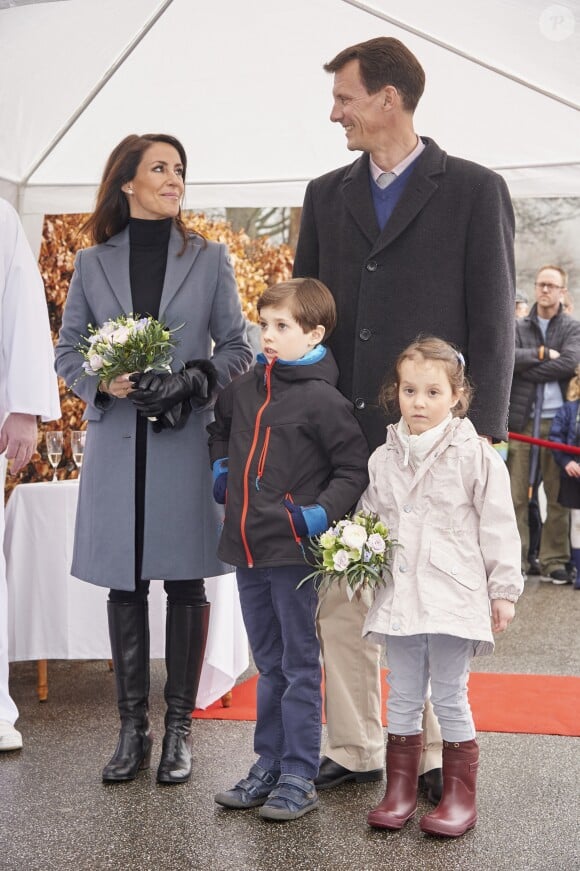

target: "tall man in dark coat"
[293,37,515,801]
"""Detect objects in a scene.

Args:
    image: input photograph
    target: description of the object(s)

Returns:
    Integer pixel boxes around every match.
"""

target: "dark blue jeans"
[236,565,321,779]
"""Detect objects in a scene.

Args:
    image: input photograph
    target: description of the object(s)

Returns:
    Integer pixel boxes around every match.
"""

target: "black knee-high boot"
[157,603,210,784]
[102,601,153,782]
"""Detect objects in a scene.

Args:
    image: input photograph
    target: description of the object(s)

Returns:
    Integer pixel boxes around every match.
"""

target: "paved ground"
[1,576,579,870]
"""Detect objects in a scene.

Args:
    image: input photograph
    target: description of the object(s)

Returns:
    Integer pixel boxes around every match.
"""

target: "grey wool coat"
[55,226,252,590]
[293,138,516,450]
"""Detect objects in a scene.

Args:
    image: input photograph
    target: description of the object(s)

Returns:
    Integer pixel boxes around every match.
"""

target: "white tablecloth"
[4,480,248,709]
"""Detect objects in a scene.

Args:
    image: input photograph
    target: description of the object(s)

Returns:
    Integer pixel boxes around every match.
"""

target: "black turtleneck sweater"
[129,216,172,317]
[128,217,172,583]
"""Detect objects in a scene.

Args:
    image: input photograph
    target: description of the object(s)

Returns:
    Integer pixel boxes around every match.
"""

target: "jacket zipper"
[255,426,271,490]
[240,363,273,566]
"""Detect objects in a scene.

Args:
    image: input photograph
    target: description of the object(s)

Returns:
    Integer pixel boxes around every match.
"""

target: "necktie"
[376,171,396,189]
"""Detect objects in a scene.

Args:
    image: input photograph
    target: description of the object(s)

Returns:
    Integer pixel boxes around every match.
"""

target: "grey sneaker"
[215,763,279,809]
[259,774,319,821]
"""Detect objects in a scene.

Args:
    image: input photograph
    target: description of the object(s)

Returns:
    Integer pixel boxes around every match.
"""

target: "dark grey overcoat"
[55,226,252,589]
[293,138,515,450]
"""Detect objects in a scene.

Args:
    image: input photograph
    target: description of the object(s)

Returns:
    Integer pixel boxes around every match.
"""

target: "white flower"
[367,533,386,554]
[341,522,368,550]
[88,353,104,372]
[319,531,336,549]
[333,549,350,571]
[111,326,131,345]
[100,321,116,336]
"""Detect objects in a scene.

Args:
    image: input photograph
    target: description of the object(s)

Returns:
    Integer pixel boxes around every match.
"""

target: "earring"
[127,188,133,195]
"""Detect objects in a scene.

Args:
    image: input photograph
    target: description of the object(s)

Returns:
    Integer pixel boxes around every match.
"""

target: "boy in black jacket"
[208,278,369,821]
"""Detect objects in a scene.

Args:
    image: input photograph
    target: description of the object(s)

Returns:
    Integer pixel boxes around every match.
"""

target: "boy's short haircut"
[257,278,337,339]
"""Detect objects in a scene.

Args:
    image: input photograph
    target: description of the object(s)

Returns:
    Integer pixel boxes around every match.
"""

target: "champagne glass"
[71,430,86,474]
[45,431,63,482]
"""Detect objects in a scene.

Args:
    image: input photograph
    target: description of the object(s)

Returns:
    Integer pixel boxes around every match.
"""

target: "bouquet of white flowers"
[298,510,397,597]
[76,314,181,386]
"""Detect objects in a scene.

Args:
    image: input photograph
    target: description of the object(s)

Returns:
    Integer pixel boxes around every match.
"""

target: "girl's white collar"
[396,413,453,468]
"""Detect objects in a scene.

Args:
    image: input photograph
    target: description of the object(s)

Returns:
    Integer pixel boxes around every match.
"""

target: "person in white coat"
[360,336,523,838]
[0,198,61,751]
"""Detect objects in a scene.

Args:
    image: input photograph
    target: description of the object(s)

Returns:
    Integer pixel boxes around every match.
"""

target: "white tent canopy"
[2,0,580,246]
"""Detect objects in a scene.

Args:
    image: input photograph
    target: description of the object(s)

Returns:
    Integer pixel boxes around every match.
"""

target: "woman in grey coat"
[55,133,251,785]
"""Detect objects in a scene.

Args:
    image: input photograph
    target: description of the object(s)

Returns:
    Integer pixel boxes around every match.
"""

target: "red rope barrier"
[508,432,580,455]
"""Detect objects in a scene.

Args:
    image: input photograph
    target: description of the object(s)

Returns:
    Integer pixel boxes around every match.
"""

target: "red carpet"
[193,670,580,736]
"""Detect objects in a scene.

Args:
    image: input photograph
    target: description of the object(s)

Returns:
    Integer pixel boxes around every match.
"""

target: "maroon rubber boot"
[420,739,479,837]
[367,733,423,830]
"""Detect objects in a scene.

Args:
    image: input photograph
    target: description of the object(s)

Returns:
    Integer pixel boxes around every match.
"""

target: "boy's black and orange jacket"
[207,347,370,569]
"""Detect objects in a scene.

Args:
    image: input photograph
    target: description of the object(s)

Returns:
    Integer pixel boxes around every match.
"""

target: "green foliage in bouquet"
[76,314,182,386]
[298,510,397,596]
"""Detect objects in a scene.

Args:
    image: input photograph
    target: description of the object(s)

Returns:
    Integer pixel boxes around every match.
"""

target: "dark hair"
[324,37,425,112]
[81,134,192,248]
[379,335,473,417]
[257,278,337,340]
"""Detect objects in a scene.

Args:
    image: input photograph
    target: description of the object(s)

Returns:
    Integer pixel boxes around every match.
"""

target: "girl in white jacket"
[361,336,522,838]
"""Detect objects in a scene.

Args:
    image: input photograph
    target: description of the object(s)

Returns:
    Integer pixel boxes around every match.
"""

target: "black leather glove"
[130,359,217,416]
[150,400,192,433]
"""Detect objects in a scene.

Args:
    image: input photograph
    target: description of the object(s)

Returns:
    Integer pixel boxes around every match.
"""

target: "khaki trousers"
[317,579,442,774]
[507,418,570,572]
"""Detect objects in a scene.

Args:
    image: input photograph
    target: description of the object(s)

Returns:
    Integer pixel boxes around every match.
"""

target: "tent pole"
[340,0,580,112]
[20,0,175,187]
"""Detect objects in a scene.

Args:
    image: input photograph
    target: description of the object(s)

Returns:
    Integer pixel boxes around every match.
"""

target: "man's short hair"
[536,264,567,287]
[323,36,425,112]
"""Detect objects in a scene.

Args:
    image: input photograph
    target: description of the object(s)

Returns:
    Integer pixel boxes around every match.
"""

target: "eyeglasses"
[535,282,564,292]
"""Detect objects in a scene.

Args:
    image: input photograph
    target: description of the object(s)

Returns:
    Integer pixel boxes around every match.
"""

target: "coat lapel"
[95,225,202,318]
[342,139,447,257]
[342,154,380,246]
[159,228,202,316]
[96,228,132,314]
[370,139,446,256]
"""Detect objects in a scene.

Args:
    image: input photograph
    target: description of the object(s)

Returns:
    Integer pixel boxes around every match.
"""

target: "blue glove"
[212,458,228,504]
[283,500,328,538]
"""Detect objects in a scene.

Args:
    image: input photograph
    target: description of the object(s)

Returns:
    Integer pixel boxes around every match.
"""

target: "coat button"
[399,566,407,573]
[392,622,400,630]
[359,328,371,341]
[355,397,366,409]
[366,260,378,272]
[403,505,412,513]
[451,568,458,576]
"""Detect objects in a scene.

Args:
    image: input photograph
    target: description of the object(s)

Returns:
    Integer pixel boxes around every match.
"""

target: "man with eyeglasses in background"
[507,265,580,584]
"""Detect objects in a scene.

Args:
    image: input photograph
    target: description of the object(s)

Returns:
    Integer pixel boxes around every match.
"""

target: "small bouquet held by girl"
[76,313,179,386]
[298,510,397,597]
